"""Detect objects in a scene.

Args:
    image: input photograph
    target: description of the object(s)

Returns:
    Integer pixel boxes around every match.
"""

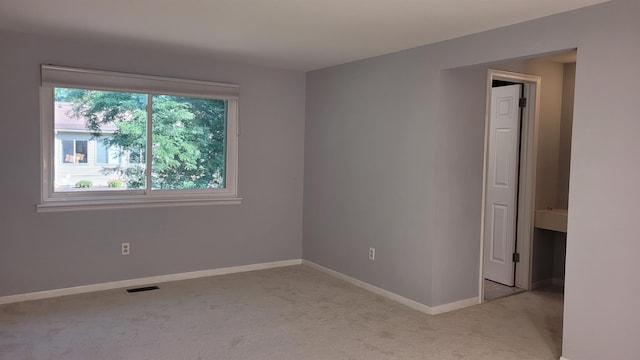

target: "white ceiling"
[0,0,608,71]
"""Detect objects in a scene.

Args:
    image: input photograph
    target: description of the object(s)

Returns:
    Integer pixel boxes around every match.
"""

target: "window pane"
[129,146,145,164]
[151,95,227,190]
[96,138,121,165]
[96,139,108,164]
[53,87,147,191]
[61,140,74,163]
[75,140,88,163]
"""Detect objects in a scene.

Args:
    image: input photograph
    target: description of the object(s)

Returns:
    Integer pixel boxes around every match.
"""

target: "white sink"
[534,208,568,233]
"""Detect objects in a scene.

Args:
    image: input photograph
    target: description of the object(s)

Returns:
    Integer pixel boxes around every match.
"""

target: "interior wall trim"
[302,260,479,315]
[0,259,302,305]
[2,258,480,315]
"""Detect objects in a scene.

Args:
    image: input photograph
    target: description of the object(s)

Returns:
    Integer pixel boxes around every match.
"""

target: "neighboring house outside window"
[54,102,128,189]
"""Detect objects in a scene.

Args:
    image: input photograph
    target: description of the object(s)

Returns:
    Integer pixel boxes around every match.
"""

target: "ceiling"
[0,0,608,71]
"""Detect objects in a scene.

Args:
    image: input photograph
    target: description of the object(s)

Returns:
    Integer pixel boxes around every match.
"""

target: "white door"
[483,84,522,286]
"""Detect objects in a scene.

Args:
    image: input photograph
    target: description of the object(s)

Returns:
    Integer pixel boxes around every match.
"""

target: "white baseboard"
[0,259,302,305]
[560,357,570,360]
[302,260,479,315]
[2,259,480,315]
[430,296,481,315]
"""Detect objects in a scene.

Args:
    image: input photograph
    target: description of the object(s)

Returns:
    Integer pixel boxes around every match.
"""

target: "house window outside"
[96,138,121,165]
[40,65,240,211]
[128,146,145,165]
[61,139,88,164]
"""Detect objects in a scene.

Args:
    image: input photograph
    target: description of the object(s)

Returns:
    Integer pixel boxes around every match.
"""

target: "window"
[61,139,88,164]
[39,65,240,211]
[96,138,121,165]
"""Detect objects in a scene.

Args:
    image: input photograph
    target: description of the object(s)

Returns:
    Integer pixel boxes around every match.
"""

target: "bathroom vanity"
[534,208,568,233]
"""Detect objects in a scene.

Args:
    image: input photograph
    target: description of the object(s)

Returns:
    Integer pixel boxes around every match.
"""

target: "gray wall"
[0,30,305,296]
[303,51,435,304]
[532,229,558,283]
[553,232,567,281]
[304,1,640,359]
[431,66,486,305]
[558,62,576,209]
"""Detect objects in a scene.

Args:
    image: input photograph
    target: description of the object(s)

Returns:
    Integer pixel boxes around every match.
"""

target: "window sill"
[36,196,242,213]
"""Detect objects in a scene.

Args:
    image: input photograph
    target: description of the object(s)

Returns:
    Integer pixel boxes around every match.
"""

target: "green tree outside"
[55,88,227,190]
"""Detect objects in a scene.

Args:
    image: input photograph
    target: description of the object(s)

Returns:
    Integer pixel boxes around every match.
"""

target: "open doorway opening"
[480,51,576,302]
[481,70,540,301]
[436,48,576,358]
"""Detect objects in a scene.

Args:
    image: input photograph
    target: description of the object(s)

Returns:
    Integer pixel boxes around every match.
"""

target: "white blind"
[41,65,239,100]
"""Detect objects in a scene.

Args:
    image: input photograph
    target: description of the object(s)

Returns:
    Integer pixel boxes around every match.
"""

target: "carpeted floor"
[0,265,563,360]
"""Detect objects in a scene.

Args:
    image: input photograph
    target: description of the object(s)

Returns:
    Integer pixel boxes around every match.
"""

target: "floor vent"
[126,286,159,293]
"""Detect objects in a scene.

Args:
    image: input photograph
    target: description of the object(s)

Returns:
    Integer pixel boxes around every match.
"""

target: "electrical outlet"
[122,242,130,255]
[369,247,375,261]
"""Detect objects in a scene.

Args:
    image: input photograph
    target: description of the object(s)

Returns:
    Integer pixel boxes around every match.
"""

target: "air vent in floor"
[126,286,159,293]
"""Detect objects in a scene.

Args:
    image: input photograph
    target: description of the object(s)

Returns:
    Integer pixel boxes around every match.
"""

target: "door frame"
[479,69,541,301]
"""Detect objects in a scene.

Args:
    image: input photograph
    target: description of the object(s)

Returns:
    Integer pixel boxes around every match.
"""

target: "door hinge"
[519,98,527,108]
[512,252,520,263]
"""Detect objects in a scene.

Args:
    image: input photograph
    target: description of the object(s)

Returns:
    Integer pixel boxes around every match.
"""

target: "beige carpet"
[0,265,563,360]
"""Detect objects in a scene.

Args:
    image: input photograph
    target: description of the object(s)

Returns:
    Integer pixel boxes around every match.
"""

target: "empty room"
[0,1,638,359]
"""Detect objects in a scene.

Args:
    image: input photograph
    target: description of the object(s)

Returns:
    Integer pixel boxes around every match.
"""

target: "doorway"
[480,70,541,302]
[484,81,522,286]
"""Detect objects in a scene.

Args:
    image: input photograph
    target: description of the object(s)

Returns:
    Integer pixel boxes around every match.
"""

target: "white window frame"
[38,65,241,212]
